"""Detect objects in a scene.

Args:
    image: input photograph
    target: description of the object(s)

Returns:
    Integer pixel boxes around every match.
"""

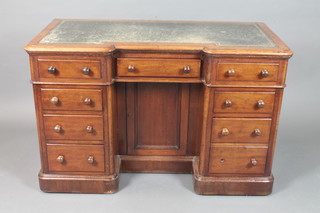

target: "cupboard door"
[126,83,190,156]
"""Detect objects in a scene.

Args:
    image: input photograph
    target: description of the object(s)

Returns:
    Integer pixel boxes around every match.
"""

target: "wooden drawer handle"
[261,70,269,78]
[83,98,92,105]
[82,67,90,75]
[128,65,135,72]
[254,129,262,136]
[226,69,235,76]
[257,100,265,108]
[183,65,191,74]
[54,125,62,133]
[56,155,64,164]
[225,100,232,107]
[221,128,230,136]
[48,66,56,74]
[251,158,257,166]
[86,125,93,133]
[51,97,59,105]
[87,156,94,164]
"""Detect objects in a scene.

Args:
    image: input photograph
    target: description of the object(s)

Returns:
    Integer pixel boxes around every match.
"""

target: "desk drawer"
[43,115,104,140]
[211,118,272,143]
[213,91,275,114]
[117,58,201,78]
[216,62,279,83]
[47,144,105,172]
[37,58,102,81]
[208,144,268,174]
[41,88,103,111]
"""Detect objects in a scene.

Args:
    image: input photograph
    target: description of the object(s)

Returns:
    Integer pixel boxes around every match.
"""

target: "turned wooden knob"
[128,65,135,72]
[251,158,257,166]
[225,100,232,107]
[221,128,230,136]
[257,100,265,108]
[48,66,56,74]
[87,156,94,164]
[261,70,269,78]
[86,125,93,133]
[56,155,64,164]
[254,129,262,136]
[183,65,191,73]
[54,125,62,133]
[83,98,92,105]
[226,69,235,76]
[82,67,90,75]
[51,97,59,105]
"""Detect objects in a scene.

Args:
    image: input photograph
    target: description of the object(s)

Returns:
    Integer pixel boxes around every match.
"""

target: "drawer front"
[212,118,272,143]
[43,115,104,140]
[41,88,103,111]
[216,62,279,83]
[117,58,201,78]
[47,144,105,172]
[208,145,268,174]
[37,58,102,80]
[214,91,275,114]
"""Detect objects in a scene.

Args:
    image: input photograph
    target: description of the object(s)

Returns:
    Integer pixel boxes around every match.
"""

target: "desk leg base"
[193,157,274,195]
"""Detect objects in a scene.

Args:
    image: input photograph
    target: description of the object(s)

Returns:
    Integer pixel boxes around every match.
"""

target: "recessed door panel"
[126,83,190,156]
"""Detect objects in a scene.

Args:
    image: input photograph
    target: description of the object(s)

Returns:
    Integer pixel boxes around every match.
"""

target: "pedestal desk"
[25,19,292,195]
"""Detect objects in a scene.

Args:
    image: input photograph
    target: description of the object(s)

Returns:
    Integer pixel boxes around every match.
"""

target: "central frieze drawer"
[117,58,201,78]
[47,144,105,172]
[208,144,268,174]
[214,91,275,114]
[43,115,104,140]
[211,118,272,143]
[41,88,103,111]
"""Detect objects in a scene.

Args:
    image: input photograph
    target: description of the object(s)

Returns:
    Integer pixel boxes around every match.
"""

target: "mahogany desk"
[25,20,292,195]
